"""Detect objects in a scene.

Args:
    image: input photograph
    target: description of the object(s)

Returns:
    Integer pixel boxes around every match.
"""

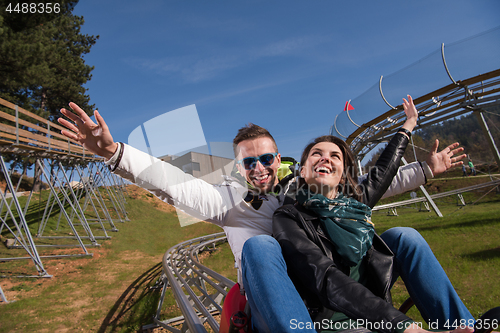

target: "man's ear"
[235,161,244,175]
[276,153,281,166]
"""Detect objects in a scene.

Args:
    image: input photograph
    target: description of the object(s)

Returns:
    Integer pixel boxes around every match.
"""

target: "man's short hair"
[233,123,278,157]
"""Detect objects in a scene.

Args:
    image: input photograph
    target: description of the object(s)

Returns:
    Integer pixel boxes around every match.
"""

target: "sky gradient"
[72,0,500,162]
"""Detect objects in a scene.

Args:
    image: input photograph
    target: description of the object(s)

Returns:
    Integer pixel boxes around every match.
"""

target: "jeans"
[241,228,474,333]
[241,235,317,333]
[380,227,475,330]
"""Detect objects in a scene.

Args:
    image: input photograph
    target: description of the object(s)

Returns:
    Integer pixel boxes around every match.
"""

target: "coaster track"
[143,232,234,333]
[340,69,500,161]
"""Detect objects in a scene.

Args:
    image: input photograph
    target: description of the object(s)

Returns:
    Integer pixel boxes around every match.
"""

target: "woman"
[272,96,475,333]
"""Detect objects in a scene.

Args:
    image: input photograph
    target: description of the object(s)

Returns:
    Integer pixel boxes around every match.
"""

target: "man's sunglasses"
[237,153,278,170]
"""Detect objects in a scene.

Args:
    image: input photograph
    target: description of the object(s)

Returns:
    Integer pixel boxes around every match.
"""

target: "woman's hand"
[402,95,418,133]
[426,139,466,175]
[58,103,118,160]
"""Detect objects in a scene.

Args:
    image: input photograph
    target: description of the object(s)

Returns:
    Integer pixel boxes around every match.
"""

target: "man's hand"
[426,139,466,176]
[58,103,118,160]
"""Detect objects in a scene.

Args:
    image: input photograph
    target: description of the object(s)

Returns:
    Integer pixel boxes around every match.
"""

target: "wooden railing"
[0,97,100,160]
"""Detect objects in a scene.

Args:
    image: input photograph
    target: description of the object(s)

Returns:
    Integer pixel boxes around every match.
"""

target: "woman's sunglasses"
[237,153,278,170]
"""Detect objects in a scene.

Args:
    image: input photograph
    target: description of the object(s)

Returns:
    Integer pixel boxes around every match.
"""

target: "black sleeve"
[362,133,409,208]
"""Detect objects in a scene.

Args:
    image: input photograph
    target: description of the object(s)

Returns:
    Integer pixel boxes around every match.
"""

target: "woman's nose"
[319,155,330,163]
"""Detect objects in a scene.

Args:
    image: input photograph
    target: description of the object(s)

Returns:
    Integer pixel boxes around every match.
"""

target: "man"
[468,159,476,176]
[58,103,468,333]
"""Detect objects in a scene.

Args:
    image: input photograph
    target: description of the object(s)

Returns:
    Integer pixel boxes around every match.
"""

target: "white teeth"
[315,167,331,173]
[255,174,269,180]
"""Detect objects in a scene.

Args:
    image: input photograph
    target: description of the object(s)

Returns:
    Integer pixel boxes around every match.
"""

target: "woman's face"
[300,141,344,198]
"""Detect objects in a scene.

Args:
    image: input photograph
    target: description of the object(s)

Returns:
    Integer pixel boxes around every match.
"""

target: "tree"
[0,0,98,120]
[0,0,98,190]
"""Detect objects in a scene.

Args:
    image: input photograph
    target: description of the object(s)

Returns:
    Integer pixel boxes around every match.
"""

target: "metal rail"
[373,179,500,211]
[346,69,500,160]
[144,232,235,333]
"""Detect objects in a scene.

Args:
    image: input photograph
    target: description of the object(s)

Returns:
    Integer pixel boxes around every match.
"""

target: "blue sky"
[72,0,500,162]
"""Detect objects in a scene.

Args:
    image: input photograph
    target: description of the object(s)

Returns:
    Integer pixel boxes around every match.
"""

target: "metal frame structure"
[0,98,128,282]
[342,68,500,164]
[143,232,235,333]
[1,155,128,276]
[342,68,500,217]
[373,179,500,213]
[332,36,500,217]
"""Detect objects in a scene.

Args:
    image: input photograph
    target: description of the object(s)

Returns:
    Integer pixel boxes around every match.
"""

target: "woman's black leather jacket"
[273,132,412,333]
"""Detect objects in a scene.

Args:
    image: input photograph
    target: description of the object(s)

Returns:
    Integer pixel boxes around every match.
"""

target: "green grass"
[373,196,500,325]
[1,178,499,332]
[0,186,223,332]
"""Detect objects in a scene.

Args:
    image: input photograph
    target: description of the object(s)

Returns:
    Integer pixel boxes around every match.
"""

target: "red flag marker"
[344,100,354,111]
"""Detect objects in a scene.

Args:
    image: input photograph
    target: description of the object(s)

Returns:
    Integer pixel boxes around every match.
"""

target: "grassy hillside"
[1,180,499,332]
[0,185,224,332]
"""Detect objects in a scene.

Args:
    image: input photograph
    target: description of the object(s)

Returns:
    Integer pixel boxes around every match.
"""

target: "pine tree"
[0,0,98,189]
[0,0,98,120]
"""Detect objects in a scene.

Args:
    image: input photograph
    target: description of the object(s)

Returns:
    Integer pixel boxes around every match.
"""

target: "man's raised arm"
[58,103,240,225]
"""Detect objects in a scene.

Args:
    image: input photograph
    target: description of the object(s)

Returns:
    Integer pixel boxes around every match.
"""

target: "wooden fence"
[0,97,99,160]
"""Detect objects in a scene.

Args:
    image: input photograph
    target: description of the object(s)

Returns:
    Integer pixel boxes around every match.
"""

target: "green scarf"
[296,190,375,267]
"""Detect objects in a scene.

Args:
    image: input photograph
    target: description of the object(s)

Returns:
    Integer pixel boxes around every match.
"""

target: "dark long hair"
[298,135,363,201]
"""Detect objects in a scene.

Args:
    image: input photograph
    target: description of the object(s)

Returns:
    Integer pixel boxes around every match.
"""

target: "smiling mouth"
[314,166,332,174]
[252,173,270,183]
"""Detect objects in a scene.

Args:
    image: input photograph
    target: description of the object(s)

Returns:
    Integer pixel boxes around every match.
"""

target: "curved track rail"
[344,69,500,160]
[144,232,235,333]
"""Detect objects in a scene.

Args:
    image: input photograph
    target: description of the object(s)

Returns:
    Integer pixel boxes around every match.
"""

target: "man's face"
[236,137,281,194]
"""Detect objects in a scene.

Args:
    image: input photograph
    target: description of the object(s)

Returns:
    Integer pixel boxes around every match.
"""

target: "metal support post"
[474,110,500,170]
[97,165,128,223]
[0,164,27,235]
[457,194,466,206]
[1,285,9,303]
[387,207,398,216]
[419,201,431,212]
[75,164,115,235]
[57,161,100,245]
[402,157,443,217]
[15,104,19,145]
[0,156,50,276]
[104,168,129,220]
[36,159,92,253]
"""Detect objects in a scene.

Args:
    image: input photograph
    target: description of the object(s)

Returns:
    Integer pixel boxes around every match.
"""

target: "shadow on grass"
[462,247,500,261]
[412,216,500,232]
[375,216,500,235]
[97,263,163,333]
